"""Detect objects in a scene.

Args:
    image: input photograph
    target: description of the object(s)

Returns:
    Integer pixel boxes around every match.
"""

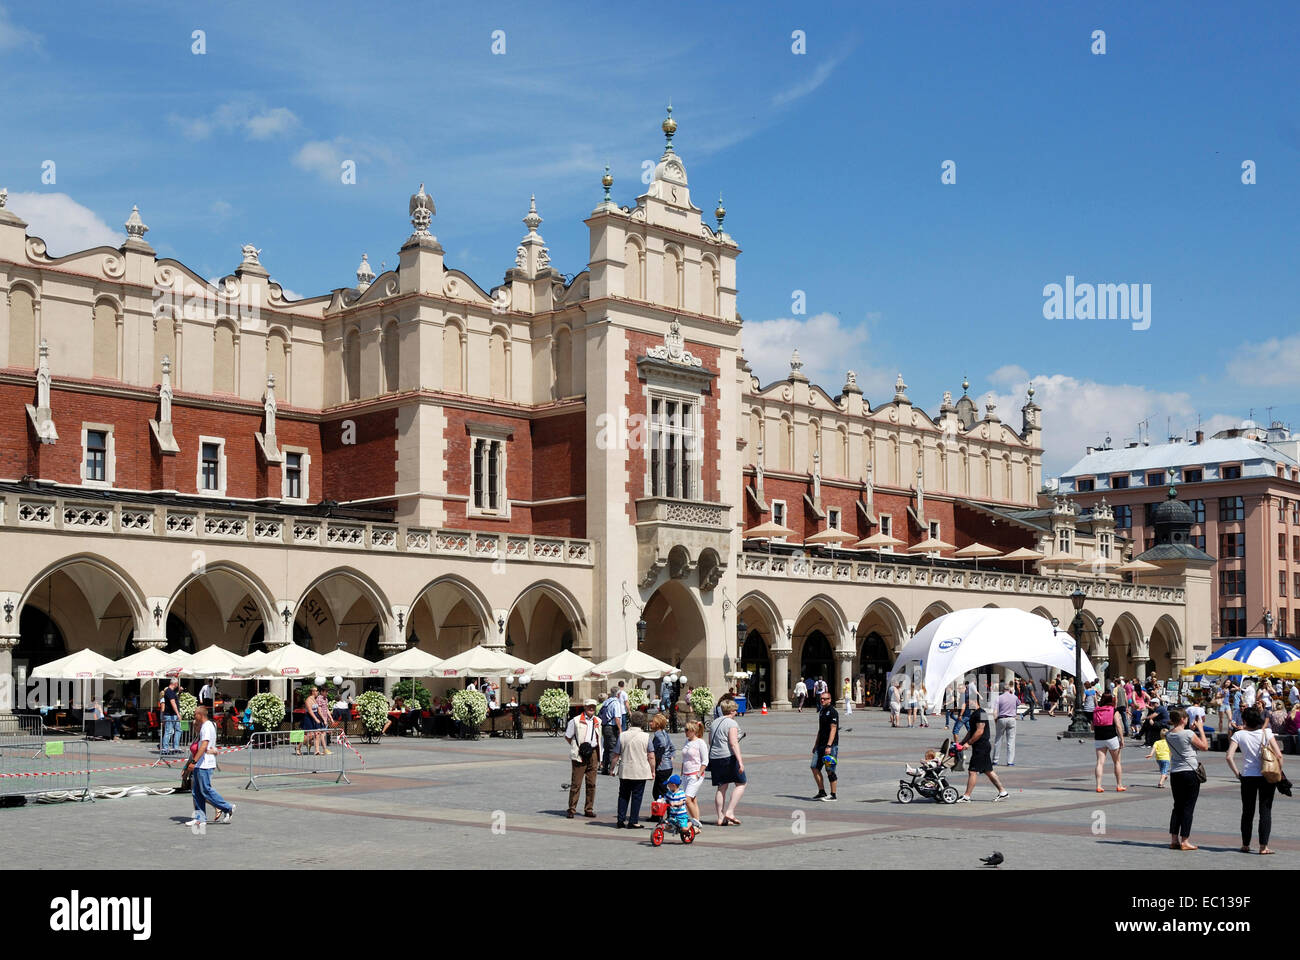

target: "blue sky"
[1,1,1297,474]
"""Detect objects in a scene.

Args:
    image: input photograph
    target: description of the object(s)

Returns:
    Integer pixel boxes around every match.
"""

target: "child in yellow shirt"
[1144,731,1170,788]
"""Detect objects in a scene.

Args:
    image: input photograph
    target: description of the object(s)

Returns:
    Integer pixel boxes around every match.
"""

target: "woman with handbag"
[1164,708,1209,851]
[1226,706,1286,854]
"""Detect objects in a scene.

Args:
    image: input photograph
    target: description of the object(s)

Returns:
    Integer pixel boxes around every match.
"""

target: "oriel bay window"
[648,394,701,499]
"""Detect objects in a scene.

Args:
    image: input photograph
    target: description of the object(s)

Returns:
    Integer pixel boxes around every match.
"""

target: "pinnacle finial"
[1027,380,1035,401]
[662,103,677,152]
[356,253,375,289]
[962,375,970,395]
[601,163,613,201]
[523,194,543,234]
[715,193,726,227]
[125,204,148,241]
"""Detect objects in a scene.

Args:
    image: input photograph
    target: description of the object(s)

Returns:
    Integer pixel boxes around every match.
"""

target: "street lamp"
[736,617,748,701]
[507,674,531,740]
[1063,587,1093,739]
[636,617,647,646]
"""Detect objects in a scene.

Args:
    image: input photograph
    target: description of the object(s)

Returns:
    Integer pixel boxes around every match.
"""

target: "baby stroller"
[897,739,960,804]
[649,799,697,846]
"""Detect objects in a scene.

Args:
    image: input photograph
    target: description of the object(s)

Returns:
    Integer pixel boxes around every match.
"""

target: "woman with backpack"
[1092,692,1126,793]
[1226,706,1286,854]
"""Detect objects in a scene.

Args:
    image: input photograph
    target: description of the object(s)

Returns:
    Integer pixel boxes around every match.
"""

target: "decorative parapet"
[737,553,1185,605]
[0,493,594,567]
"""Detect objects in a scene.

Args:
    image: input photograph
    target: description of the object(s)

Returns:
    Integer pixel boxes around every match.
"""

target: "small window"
[1218,532,1245,558]
[1281,609,1289,638]
[771,500,787,541]
[1222,464,1242,480]
[879,514,892,538]
[1189,534,1206,550]
[471,437,506,514]
[284,452,304,500]
[1292,501,1299,525]
[1294,572,1300,596]
[1219,496,1244,522]
[1281,571,1288,598]
[1293,536,1299,562]
[1058,528,1072,554]
[1182,468,1202,484]
[1146,471,1165,486]
[201,443,220,491]
[1281,532,1288,560]
[1281,501,1289,524]
[1219,607,1246,637]
[827,507,841,530]
[929,520,940,540]
[86,430,107,483]
[1187,499,1205,523]
[1110,474,1130,489]
[1219,569,1246,596]
[1113,504,1132,529]
[1076,478,1095,493]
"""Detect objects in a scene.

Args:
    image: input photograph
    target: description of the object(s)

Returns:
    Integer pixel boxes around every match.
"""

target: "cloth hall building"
[0,115,1209,709]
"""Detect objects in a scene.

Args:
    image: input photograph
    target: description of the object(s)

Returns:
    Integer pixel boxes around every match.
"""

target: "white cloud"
[0,5,40,51]
[170,102,300,141]
[4,192,120,256]
[772,58,842,108]
[210,200,233,218]
[742,312,893,396]
[984,368,1235,476]
[292,137,395,183]
[1226,333,1300,387]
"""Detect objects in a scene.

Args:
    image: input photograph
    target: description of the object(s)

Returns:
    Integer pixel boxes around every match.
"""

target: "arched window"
[553,327,572,398]
[382,320,400,393]
[155,313,177,383]
[267,330,288,394]
[778,416,792,470]
[214,322,237,394]
[343,327,361,401]
[489,328,509,399]
[700,256,719,316]
[663,246,681,308]
[8,285,35,368]
[443,322,463,392]
[624,239,643,300]
[93,300,118,379]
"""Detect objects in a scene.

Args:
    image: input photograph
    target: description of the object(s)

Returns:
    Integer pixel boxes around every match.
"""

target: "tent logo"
[937,639,962,651]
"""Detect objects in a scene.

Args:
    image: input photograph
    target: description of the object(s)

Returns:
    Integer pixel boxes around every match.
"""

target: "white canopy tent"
[587,649,677,681]
[888,608,1099,709]
[434,645,534,679]
[528,649,597,683]
[375,646,443,679]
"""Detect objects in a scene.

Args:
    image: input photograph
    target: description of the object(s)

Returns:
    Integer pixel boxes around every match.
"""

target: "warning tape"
[0,742,252,779]
[0,735,364,780]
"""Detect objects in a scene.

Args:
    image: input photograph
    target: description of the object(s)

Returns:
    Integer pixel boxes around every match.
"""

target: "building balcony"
[738,551,1185,605]
[634,496,732,590]
[0,490,594,567]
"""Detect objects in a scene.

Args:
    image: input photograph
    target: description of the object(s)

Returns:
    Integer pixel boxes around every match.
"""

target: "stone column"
[836,649,855,710]
[771,619,794,709]
[1133,636,1150,682]
[0,635,17,713]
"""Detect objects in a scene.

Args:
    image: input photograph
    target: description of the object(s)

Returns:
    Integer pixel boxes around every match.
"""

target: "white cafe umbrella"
[434,645,534,679]
[853,532,905,550]
[375,646,444,679]
[1115,558,1161,585]
[1000,546,1045,574]
[907,536,955,555]
[953,542,1002,570]
[742,520,795,540]
[234,644,329,678]
[587,649,677,680]
[529,649,597,683]
[180,645,246,679]
[112,646,185,680]
[888,608,1098,711]
[320,647,386,679]
[31,649,119,680]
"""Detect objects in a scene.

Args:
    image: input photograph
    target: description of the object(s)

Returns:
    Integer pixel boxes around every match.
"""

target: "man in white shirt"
[1242,681,1257,710]
[198,681,214,708]
[185,705,234,826]
[793,679,808,712]
[564,699,602,819]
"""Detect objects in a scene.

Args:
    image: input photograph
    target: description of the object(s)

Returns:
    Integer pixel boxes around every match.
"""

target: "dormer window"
[1222,464,1242,480]
[1077,478,1095,492]
[1110,474,1130,489]
[1145,471,1164,486]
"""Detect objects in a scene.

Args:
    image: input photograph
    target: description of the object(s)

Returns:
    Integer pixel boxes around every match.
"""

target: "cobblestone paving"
[3,711,1295,869]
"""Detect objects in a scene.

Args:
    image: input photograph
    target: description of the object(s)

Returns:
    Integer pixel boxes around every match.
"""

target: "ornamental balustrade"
[737,552,1184,604]
[0,493,593,567]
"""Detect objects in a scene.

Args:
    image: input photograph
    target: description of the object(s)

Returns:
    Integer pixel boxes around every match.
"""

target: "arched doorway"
[859,631,891,707]
[800,630,834,688]
[639,579,708,684]
[740,630,772,708]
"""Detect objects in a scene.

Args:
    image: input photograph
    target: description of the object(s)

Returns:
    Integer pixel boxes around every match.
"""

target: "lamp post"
[736,617,748,703]
[507,674,531,740]
[1064,587,1094,739]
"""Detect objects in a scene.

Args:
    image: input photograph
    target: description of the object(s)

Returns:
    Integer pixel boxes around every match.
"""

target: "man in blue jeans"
[161,678,182,755]
[185,705,234,826]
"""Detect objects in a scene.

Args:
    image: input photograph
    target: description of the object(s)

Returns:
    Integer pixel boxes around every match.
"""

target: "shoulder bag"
[1261,730,1283,784]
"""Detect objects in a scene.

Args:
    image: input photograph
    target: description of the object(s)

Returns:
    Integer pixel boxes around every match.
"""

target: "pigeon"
[980,851,1004,867]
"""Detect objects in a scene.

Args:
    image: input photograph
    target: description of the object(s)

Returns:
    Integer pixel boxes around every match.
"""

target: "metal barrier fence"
[0,739,91,800]
[245,729,349,790]
[151,719,197,766]
[0,715,44,739]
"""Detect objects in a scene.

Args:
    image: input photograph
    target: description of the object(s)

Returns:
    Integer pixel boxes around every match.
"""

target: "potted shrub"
[248,692,286,745]
[538,688,570,736]
[627,686,649,712]
[451,688,488,739]
[355,691,390,739]
[391,679,432,710]
[690,686,714,723]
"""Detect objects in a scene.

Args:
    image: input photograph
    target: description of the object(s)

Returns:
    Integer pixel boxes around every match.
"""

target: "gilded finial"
[715,193,726,227]
[662,102,676,152]
[961,375,970,395]
[601,163,613,201]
